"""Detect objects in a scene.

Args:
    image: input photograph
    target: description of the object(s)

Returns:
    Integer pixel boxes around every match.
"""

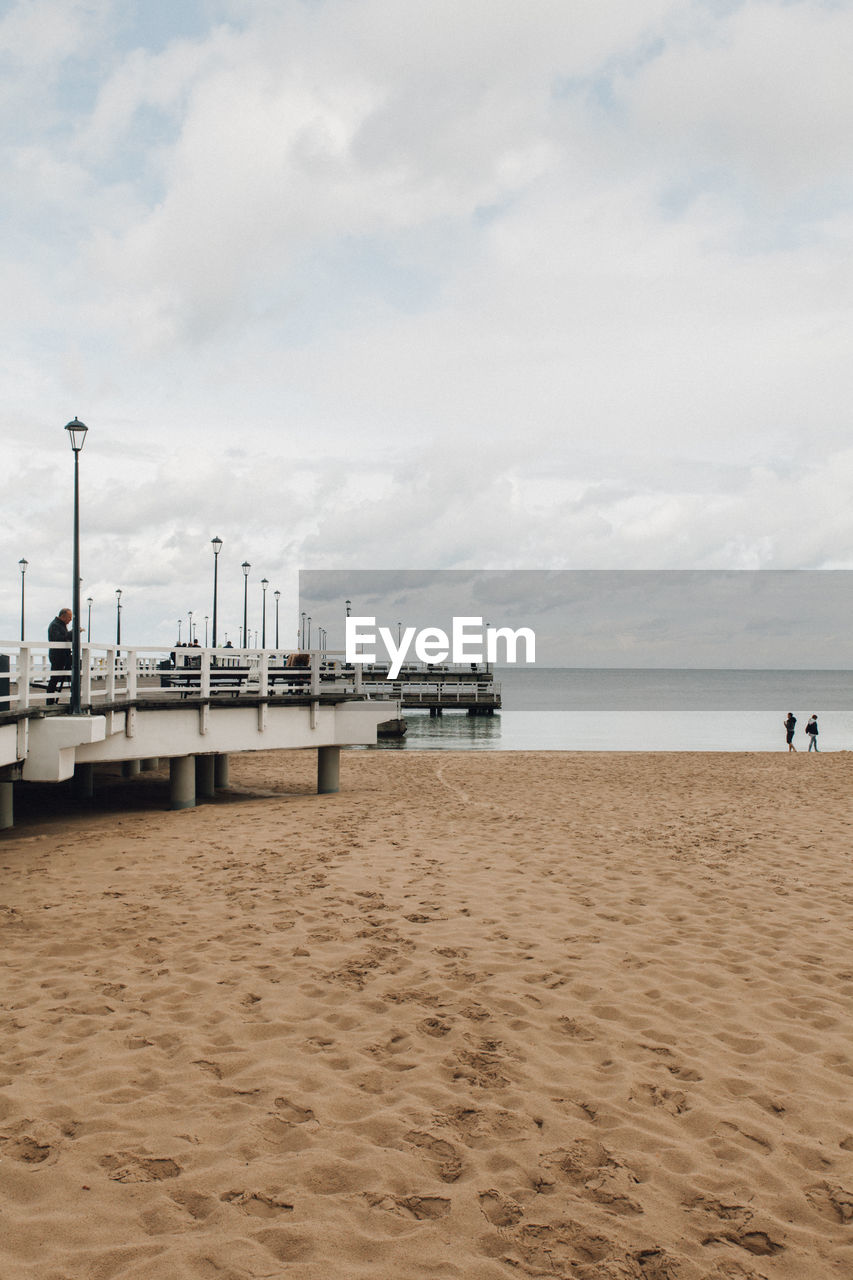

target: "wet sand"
[1,749,852,1279]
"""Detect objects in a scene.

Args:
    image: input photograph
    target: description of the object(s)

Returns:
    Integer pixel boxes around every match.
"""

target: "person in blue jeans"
[806,714,819,751]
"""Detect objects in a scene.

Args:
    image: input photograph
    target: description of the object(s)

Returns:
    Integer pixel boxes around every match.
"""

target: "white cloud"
[2,0,853,647]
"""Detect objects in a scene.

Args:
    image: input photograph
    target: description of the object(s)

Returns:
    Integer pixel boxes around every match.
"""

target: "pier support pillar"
[214,754,230,789]
[73,763,94,801]
[122,759,141,778]
[170,756,196,810]
[196,754,216,799]
[140,758,160,771]
[317,745,341,794]
[0,774,13,831]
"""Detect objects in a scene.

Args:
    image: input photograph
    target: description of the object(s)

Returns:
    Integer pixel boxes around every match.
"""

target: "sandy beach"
[1,748,852,1279]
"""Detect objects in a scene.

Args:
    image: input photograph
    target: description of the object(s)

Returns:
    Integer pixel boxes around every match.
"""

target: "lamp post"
[274,590,280,648]
[204,616,209,647]
[345,598,351,618]
[115,588,122,646]
[210,536,223,648]
[242,561,250,649]
[188,610,193,644]
[86,596,93,642]
[65,417,88,715]
[177,619,182,644]
[18,558,27,641]
[301,611,306,648]
[307,616,311,649]
[261,577,269,647]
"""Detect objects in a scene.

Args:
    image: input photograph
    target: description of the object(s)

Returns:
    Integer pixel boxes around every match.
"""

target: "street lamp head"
[87,596,93,606]
[19,558,28,573]
[242,560,251,577]
[274,589,280,601]
[261,577,269,588]
[115,588,122,601]
[64,417,88,453]
[211,536,223,556]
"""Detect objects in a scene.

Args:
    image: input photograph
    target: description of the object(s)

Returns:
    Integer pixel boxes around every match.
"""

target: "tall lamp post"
[261,578,269,647]
[211,536,222,647]
[18,558,27,640]
[306,616,311,649]
[204,616,209,647]
[86,596,93,642]
[115,589,122,645]
[301,611,306,648]
[65,417,88,715]
[188,610,193,644]
[274,589,280,648]
[241,561,251,649]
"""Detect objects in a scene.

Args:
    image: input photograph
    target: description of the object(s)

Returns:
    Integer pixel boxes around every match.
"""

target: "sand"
[1,748,852,1280]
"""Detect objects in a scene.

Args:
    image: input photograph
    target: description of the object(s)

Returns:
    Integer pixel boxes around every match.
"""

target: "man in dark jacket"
[47,608,73,701]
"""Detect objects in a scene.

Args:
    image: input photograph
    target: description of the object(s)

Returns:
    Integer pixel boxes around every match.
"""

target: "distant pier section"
[358,662,501,717]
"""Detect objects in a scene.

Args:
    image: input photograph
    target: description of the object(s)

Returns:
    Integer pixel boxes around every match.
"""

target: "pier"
[0,641,398,829]
[358,663,501,716]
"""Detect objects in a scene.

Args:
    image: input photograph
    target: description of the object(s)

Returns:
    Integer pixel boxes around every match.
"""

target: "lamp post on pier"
[211,536,223,648]
[274,590,280,648]
[86,597,93,642]
[261,577,269,647]
[345,598,351,617]
[242,561,250,649]
[204,616,209,647]
[188,610,193,646]
[301,611,306,648]
[18,558,27,640]
[65,417,88,715]
[177,619,182,644]
[115,589,122,646]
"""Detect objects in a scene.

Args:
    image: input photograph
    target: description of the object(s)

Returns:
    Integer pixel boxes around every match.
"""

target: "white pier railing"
[0,642,367,715]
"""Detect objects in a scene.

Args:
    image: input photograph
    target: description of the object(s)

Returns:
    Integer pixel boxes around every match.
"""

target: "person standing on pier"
[47,608,73,702]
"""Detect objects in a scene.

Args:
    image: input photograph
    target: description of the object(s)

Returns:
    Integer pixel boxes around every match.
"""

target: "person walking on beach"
[784,712,797,752]
[47,608,73,702]
[806,714,819,751]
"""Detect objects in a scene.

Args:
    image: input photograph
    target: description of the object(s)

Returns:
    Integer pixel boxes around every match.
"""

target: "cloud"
[3,0,853,649]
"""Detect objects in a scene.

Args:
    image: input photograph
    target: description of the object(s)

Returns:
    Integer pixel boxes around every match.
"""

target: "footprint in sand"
[220,1190,294,1217]
[404,1130,463,1182]
[100,1151,181,1182]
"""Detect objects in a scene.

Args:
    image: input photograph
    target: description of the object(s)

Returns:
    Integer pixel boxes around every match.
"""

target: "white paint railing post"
[81,645,92,706]
[106,646,116,703]
[126,650,138,701]
[354,663,363,695]
[18,646,31,711]
[258,650,268,699]
[310,650,320,698]
[200,648,211,700]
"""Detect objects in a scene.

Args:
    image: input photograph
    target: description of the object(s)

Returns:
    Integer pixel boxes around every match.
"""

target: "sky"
[2,0,852,650]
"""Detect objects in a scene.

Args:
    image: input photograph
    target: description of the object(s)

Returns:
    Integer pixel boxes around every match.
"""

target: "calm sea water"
[373,668,853,751]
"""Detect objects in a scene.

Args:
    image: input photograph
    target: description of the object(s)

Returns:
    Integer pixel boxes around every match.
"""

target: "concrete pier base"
[122,759,141,778]
[0,777,13,831]
[140,758,160,771]
[317,745,341,794]
[214,754,230,789]
[196,755,216,799]
[73,763,95,801]
[170,756,196,810]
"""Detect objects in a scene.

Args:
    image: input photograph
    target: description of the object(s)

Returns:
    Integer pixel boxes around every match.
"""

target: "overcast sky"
[2,0,852,648]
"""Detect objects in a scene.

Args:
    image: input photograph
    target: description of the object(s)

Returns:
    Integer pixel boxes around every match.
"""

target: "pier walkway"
[0,641,398,829]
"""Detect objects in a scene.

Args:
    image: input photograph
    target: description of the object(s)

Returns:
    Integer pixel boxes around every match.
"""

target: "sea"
[373,668,853,752]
